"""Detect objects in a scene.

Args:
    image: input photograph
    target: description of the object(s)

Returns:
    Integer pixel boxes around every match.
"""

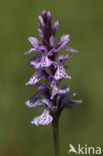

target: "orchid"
[25,10,82,156]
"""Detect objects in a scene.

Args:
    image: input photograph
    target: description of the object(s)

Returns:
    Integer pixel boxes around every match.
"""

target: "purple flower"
[25,10,82,126]
[31,110,53,126]
[29,54,54,69]
[25,93,41,108]
[54,65,71,80]
[50,82,69,99]
[25,70,43,85]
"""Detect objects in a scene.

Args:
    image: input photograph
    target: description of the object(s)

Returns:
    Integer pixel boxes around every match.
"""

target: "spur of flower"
[25,10,82,126]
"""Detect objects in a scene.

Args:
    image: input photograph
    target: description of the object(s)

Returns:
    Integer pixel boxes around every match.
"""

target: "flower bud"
[38,28,44,38]
[38,15,44,25]
[53,21,59,32]
[41,10,46,18]
[49,36,56,48]
[47,11,51,22]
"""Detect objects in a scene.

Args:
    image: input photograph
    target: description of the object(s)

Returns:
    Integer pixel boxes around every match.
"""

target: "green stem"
[52,116,60,156]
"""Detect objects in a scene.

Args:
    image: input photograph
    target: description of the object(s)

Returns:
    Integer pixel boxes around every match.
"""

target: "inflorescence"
[25,10,82,126]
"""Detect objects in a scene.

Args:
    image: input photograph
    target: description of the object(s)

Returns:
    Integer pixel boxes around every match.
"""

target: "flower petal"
[25,71,43,85]
[49,36,56,48]
[57,35,70,51]
[65,99,82,108]
[54,65,71,80]
[36,83,49,90]
[60,34,70,44]
[25,39,47,55]
[28,54,41,67]
[47,11,51,22]
[42,99,53,108]
[38,28,44,38]
[25,93,41,108]
[58,54,72,64]
[51,84,68,99]
[39,45,47,53]
[48,35,70,56]
[58,93,82,109]
[62,85,70,92]
[48,48,58,56]
[28,37,41,48]
[30,55,53,69]
[65,45,78,52]
[53,21,59,33]
[41,10,47,18]
[35,82,51,98]
[38,15,45,25]
[31,110,53,126]
[24,48,37,55]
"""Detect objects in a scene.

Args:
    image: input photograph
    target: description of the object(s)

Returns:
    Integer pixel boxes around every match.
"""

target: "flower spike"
[25,10,82,127]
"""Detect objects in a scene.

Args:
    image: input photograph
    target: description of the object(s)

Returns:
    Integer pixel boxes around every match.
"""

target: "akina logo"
[68,144,102,155]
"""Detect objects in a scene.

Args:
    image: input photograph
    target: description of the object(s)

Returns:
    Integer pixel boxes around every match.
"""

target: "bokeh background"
[0,0,103,156]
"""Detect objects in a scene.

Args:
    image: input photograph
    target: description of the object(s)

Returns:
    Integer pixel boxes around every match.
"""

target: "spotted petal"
[35,83,51,99]
[30,55,53,69]
[51,84,68,99]
[25,93,41,108]
[54,65,71,80]
[31,110,53,126]
[35,83,49,90]
[25,71,43,85]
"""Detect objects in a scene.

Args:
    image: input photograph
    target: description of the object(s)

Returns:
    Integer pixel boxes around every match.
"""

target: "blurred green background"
[0,0,103,156]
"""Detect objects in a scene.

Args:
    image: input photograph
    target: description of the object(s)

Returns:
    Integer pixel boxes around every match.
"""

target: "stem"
[52,116,60,156]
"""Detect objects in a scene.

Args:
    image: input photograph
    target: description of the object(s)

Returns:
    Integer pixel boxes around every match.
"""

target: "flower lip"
[54,65,71,81]
[25,70,43,86]
[31,110,53,126]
